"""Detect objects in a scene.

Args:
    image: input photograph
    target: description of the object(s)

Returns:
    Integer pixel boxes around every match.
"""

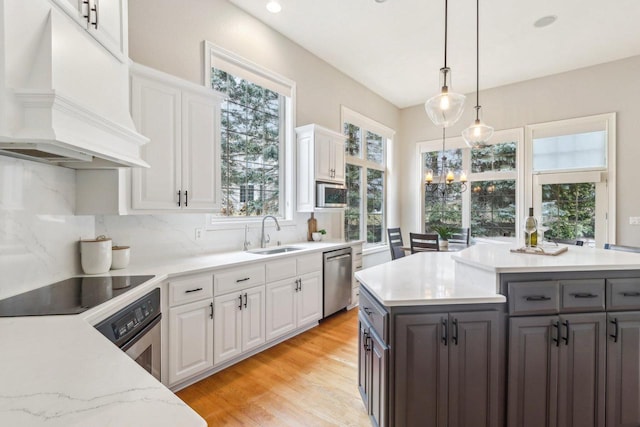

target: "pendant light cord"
[475,0,480,121]
[444,0,448,68]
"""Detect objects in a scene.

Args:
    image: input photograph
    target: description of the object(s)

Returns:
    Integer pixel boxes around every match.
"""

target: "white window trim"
[341,106,395,247]
[416,128,525,235]
[202,41,297,227]
[525,113,616,245]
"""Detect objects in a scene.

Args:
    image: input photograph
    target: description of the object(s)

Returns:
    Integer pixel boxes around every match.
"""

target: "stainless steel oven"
[95,288,161,381]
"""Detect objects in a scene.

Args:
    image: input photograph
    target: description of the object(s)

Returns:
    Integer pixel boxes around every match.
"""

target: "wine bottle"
[525,207,538,248]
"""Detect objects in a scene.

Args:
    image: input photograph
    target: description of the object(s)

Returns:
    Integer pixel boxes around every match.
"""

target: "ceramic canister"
[80,235,112,274]
[111,246,131,270]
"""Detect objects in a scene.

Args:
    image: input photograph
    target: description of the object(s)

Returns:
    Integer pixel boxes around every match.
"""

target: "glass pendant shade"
[462,115,494,148]
[425,67,465,127]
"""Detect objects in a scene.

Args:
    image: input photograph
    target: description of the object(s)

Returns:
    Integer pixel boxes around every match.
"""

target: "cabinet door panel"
[394,313,448,427]
[181,90,221,210]
[370,330,387,427]
[168,299,213,385]
[557,313,606,427]
[314,132,333,182]
[131,76,181,210]
[213,292,242,365]
[606,312,640,427]
[448,311,502,427]
[331,137,346,182]
[297,272,322,326]
[508,316,559,427]
[265,279,296,341]
[242,286,265,352]
[358,313,370,408]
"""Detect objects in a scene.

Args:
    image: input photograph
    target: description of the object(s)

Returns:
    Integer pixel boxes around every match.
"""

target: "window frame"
[526,113,616,246]
[416,128,525,237]
[341,106,395,248]
[203,41,297,229]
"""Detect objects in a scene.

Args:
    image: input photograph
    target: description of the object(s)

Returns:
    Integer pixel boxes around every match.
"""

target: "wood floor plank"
[177,308,370,426]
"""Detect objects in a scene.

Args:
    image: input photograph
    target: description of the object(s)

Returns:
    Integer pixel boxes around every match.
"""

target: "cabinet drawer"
[169,273,214,307]
[214,264,265,296]
[607,278,640,310]
[560,279,605,312]
[297,252,322,275]
[359,288,388,341]
[265,258,297,283]
[508,281,559,315]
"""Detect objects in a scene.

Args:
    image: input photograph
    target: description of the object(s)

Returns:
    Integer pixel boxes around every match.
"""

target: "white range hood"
[0,0,149,168]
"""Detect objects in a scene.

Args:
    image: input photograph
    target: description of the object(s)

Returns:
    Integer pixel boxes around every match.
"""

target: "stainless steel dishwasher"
[323,247,352,318]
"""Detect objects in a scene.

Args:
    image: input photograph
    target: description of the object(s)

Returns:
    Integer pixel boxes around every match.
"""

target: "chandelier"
[425,0,465,128]
[425,128,468,196]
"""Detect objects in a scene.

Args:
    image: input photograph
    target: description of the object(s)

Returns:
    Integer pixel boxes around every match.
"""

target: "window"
[342,107,394,246]
[204,42,295,221]
[527,113,616,247]
[418,129,522,238]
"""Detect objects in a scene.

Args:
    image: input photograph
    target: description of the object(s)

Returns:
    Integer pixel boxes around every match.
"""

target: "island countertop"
[452,243,640,273]
[354,252,506,307]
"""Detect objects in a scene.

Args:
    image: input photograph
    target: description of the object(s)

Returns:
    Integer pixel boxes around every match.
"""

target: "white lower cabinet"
[168,298,214,386]
[214,285,266,365]
[266,271,322,342]
[167,251,327,388]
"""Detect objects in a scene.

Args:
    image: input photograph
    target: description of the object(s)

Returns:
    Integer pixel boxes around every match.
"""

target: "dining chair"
[387,227,405,260]
[604,243,640,253]
[449,227,470,245]
[409,232,440,253]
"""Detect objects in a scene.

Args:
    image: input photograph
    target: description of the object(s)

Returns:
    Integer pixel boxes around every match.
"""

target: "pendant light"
[462,0,493,147]
[425,0,465,128]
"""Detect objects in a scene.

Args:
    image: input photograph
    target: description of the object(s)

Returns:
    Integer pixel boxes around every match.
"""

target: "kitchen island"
[355,244,640,427]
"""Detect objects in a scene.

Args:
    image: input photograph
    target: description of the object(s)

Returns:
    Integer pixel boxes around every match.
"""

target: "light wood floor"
[177,308,370,426]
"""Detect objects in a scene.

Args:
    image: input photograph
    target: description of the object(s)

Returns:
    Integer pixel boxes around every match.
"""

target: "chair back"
[604,243,640,253]
[387,228,405,260]
[449,228,470,245]
[409,232,440,253]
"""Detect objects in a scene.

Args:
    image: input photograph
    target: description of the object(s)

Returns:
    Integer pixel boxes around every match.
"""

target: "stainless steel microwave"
[316,182,347,208]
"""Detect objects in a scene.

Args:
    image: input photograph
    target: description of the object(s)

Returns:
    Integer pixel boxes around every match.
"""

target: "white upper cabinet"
[52,0,128,59]
[296,124,347,212]
[130,64,224,212]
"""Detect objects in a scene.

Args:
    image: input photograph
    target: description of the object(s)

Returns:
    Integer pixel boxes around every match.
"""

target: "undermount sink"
[250,246,303,255]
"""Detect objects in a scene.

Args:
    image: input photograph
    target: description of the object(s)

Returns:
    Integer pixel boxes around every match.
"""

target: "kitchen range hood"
[0,1,149,168]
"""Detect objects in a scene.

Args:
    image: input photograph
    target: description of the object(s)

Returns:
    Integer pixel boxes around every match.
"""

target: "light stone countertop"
[0,316,205,427]
[0,240,361,426]
[356,243,640,308]
[355,252,507,307]
[452,243,640,273]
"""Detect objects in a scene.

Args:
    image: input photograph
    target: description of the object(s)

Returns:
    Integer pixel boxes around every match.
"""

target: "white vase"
[312,232,322,241]
[439,240,449,251]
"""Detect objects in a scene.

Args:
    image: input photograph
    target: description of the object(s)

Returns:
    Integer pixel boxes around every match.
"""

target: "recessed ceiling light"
[534,15,557,28]
[375,0,388,3]
[266,1,282,13]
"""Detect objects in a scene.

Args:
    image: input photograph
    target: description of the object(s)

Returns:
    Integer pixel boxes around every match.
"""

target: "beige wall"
[399,55,640,246]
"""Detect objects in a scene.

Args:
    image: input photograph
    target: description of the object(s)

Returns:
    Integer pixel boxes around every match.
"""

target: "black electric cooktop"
[0,275,155,317]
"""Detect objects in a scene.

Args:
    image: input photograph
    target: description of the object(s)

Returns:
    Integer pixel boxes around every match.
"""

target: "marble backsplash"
[95,211,341,267]
[0,157,94,299]
[0,156,342,298]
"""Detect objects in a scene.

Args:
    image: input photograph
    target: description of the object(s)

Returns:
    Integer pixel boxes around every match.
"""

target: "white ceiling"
[229,0,640,108]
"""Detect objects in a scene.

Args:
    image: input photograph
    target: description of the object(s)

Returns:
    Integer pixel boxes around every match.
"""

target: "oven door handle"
[120,313,162,353]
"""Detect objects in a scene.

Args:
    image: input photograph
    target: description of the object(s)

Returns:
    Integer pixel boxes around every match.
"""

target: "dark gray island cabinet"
[359,286,506,427]
[503,274,640,427]
[356,246,640,427]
